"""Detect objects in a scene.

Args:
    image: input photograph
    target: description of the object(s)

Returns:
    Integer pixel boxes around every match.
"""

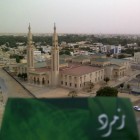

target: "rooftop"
[73,55,90,60]
[94,58,110,62]
[60,65,102,76]
[60,54,73,59]
[109,58,129,63]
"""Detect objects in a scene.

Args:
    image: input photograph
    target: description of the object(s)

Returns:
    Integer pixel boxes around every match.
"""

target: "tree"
[120,83,124,92]
[22,73,27,81]
[17,73,22,77]
[68,90,77,98]
[96,86,118,97]
[106,53,111,57]
[38,48,45,53]
[118,54,125,59]
[87,82,94,92]
[104,77,110,84]
[127,84,130,89]
[10,54,24,63]
[127,84,131,93]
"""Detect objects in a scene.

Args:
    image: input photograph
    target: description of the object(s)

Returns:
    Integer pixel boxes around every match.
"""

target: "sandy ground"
[20,80,140,103]
[0,68,32,98]
[0,105,4,130]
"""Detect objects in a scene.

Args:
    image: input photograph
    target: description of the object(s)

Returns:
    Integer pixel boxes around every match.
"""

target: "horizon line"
[0,32,140,36]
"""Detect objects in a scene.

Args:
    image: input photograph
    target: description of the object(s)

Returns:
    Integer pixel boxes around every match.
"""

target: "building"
[134,52,140,63]
[90,57,130,80]
[107,45,121,54]
[14,24,104,90]
[91,58,110,67]
[60,65,104,89]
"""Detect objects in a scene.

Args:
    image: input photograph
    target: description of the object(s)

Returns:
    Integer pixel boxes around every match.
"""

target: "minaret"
[51,23,59,86]
[27,23,34,72]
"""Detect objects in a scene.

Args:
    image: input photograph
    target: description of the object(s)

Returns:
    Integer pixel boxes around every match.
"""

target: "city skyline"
[0,0,140,34]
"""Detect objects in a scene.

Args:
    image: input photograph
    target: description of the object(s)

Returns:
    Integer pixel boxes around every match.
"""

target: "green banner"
[0,97,139,140]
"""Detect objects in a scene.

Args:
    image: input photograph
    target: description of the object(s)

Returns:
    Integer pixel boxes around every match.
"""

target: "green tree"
[106,53,111,57]
[104,77,110,84]
[68,90,77,98]
[87,82,94,92]
[118,54,126,59]
[38,48,45,53]
[22,73,27,81]
[127,84,131,93]
[10,54,24,63]
[120,83,124,92]
[65,50,71,55]
[96,86,118,97]
[17,73,22,77]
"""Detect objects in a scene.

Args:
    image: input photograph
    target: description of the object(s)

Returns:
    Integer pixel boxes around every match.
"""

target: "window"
[75,84,77,87]
[70,83,72,87]
[61,81,63,85]
[65,82,67,86]
[90,73,92,77]
[96,72,97,76]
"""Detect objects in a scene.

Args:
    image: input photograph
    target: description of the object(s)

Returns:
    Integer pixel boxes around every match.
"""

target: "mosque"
[18,24,104,90]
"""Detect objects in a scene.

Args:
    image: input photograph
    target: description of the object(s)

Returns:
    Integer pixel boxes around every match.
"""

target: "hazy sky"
[0,0,140,34]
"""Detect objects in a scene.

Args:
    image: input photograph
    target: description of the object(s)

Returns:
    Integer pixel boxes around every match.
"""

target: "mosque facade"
[25,24,104,90]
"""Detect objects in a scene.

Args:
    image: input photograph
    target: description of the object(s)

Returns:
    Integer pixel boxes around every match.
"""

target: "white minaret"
[27,23,35,72]
[51,23,59,86]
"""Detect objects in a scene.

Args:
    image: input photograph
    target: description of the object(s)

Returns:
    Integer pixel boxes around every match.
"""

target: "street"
[0,68,32,98]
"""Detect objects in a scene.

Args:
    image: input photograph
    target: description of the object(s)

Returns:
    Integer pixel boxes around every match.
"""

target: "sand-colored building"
[14,24,104,90]
[72,55,90,64]
[91,58,110,67]
[134,52,140,63]
[91,57,130,80]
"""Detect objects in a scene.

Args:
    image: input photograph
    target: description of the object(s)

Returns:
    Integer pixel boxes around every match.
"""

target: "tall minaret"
[27,23,34,72]
[51,23,59,86]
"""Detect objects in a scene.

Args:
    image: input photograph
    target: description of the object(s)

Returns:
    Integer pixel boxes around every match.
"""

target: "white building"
[107,45,121,54]
[34,51,41,55]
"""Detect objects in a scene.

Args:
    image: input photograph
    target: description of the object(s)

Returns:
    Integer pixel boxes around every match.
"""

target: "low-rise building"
[72,55,90,64]
[60,65,104,90]
[134,52,140,63]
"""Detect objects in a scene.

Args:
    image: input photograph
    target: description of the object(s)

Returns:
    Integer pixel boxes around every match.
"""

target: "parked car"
[133,106,140,111]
